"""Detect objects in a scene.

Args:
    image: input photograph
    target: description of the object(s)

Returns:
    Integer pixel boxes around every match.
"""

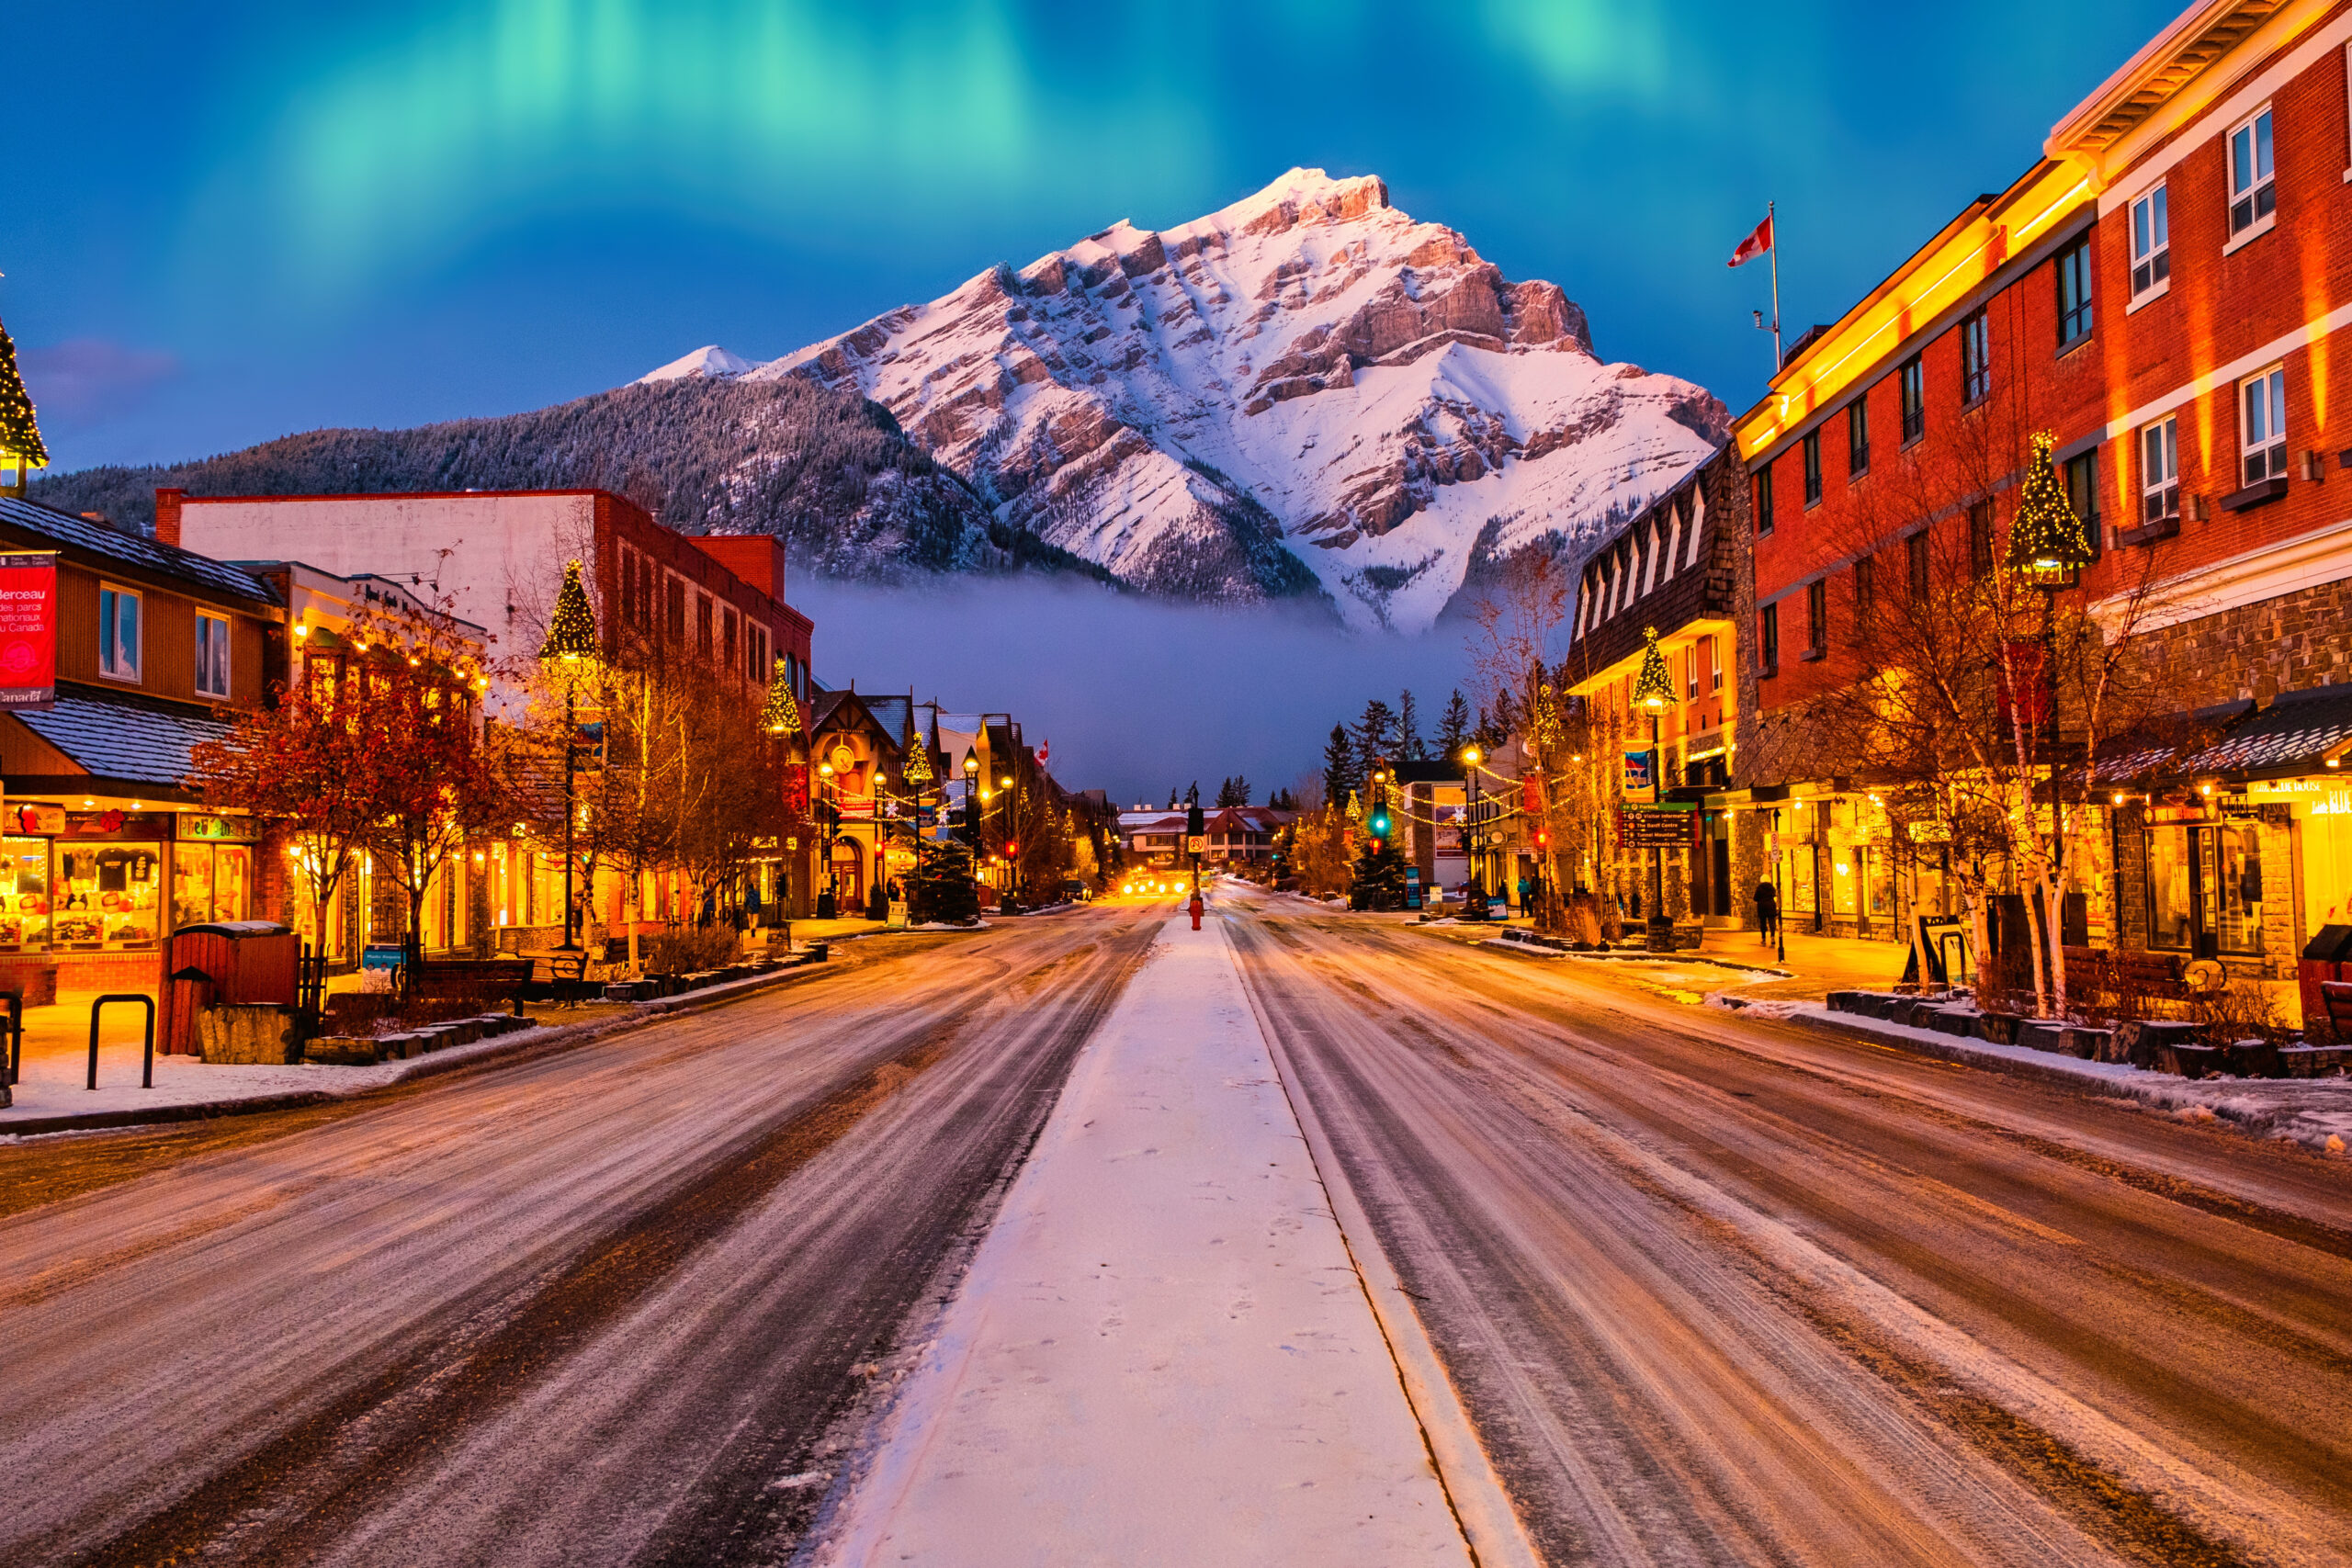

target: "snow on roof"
[16,694,236,788]
[0,497,278,605]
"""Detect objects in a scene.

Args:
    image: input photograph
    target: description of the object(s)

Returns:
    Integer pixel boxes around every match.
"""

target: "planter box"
[199,1004,300,1066]
[2281,1046,2352,1078]
[2218,1040,2282,1079]
[303,1037,380,1066]
[1975,1011,2024,1045]
[2159,1043,2222,1079]
[2117,1019,2205,1068]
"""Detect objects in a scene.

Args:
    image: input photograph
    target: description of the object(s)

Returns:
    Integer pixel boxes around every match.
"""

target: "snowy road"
[0,911,1159,1567]
[1226,892,2352,1567]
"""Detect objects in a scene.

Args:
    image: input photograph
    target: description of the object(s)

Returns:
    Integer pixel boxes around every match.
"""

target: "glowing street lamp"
[537,559,599,951]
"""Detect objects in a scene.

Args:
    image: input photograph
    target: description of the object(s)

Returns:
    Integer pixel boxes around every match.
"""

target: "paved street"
[6,894,2352,1566]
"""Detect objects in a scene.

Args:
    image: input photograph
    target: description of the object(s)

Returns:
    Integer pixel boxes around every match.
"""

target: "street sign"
[1619,806,1696,848]
[1185,835,1207,855]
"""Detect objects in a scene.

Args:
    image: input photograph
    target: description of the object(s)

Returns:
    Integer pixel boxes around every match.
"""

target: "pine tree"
[907,838,981,925]
[1216,775,1249,808]
[1351,835,1408,910]
[1185,780,1200,807]
[1437,690,1471,760]
[1397,690,1424,761]
[0,315,48,479]
[1351,699,1397,782]
[1321,723,1354,809]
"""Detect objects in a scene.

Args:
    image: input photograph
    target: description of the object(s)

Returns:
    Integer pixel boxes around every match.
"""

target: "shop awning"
[2098,686,2352,786]
[9,694,234,795]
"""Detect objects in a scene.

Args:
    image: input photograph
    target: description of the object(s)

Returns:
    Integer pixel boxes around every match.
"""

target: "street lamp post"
[1462,744,1483,916]
[1631,626,1677,953]
[538,559,599,953]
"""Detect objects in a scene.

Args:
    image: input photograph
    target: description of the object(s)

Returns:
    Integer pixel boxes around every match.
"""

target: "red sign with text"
[0,553,57,708]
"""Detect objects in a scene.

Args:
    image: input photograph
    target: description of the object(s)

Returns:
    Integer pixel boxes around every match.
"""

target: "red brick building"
[1733,0,2352,976]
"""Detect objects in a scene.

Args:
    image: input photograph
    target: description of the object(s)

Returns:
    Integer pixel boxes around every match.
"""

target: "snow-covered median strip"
[811,914,1475,1568]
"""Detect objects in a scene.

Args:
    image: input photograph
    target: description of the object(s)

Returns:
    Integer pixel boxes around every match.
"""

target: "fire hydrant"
[1188,891,1204,931]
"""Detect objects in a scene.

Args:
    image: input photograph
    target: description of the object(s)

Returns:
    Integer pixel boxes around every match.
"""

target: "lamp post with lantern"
[1630,625,1678,952]
[2005,431,2095,997]
[537,559,599,953]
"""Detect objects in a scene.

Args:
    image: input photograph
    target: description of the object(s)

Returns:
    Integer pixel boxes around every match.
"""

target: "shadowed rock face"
[761,168,1727,631]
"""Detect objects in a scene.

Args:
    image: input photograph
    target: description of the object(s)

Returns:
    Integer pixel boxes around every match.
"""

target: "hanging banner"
[1622,749,1657,805]
[782,763,810,814]
[0,552,58,709]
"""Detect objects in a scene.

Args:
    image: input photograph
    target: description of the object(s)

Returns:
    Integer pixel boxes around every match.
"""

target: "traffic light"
[1005,840,1019,856]
[1368,808,1391,838]
[1535,828,1550,849]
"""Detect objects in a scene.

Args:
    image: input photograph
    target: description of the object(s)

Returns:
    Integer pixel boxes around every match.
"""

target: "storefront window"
[1868,850,1895,919]
[57,842,163,949]
[2144,829,2193,951]
[2207,825,2263,955]
[1831,843,1859,915]
[1788,846,1816,914]
[0,838,51,951]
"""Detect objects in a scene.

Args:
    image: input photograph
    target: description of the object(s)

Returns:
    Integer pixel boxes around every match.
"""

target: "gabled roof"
[2046,0,2291,159]
[0,497,279,605]
[13,693,235,789]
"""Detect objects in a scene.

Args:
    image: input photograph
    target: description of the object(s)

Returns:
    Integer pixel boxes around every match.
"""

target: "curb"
[0,957,837,1140]
[1762,1002,2352,1150]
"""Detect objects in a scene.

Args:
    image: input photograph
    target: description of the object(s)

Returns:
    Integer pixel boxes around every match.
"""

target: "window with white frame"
[2140,415,2180,526]
[99,585,141,681]
[194,612,232,698]
[2228,106,2275,239]
[2130,184,2169,298]
[2240,365,2287,486]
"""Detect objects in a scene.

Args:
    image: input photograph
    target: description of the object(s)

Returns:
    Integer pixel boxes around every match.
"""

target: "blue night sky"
[17,0,2178,474]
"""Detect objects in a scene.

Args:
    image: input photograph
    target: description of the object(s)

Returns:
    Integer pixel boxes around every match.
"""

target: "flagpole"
[1768,199,1782,372]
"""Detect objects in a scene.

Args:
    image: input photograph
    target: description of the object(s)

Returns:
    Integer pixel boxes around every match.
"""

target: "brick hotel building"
[1730,0,2352,987]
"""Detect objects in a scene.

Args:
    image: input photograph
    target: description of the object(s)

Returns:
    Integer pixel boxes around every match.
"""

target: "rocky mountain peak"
[718,172,1725,629]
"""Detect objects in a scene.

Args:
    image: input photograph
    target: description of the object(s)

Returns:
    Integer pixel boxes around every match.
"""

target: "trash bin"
[2300,925,2352,1031]
[164,921,298,1055]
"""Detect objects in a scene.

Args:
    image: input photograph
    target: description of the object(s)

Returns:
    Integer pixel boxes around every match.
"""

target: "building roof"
[2187,684,2352,777]
[0,497,278,605]
[14,693,235,789]
[2046,0,2290,158]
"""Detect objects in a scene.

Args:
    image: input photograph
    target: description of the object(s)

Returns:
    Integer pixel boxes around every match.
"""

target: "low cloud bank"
[797,576,1471,807]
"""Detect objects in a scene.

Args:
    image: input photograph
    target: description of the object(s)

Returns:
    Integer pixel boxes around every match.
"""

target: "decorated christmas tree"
[1631,626,1674,709]
[1350,834,1408,910]
[901,709,933,783]
[762,657,802,737]
[537,559,598,662]
[0,314,49,482]
[2007,430,2093,585]
[906,836,981,925]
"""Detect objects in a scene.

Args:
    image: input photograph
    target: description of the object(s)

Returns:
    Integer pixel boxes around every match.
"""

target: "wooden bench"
[2064,945,2213,1006]
[532,952,597,1008]
[409,959,535,1015]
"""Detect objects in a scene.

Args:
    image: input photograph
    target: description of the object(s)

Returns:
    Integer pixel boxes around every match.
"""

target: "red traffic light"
[1005,840,1019,854]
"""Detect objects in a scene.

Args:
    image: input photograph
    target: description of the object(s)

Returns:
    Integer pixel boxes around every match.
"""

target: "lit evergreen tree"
[2007,430,2093,584]
[0,314,48,482]
[906,837,981,925]
[1351,834,1407,910]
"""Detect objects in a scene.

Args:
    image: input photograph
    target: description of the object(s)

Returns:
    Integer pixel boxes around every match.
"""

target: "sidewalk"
[814,915,1473,1568]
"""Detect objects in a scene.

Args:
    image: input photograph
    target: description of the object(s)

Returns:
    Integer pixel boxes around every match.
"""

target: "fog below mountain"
[796,576,1473,807]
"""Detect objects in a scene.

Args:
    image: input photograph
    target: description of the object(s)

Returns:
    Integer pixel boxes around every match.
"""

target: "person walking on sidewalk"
[1755,879,1780,945]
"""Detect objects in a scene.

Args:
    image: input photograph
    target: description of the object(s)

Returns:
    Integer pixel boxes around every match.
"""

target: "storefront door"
[831,845,864,910]
[2144,824,2264,959]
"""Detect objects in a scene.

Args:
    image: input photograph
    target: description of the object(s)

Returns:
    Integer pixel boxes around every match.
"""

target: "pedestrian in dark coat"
[1756,879,1780,942]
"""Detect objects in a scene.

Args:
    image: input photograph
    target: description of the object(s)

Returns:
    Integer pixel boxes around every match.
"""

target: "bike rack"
[0,987,20,1087]
[88,994,157,1091]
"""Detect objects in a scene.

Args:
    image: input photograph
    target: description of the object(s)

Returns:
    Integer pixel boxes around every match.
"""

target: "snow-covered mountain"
[639,344,757,383]
[733,169,1725,632]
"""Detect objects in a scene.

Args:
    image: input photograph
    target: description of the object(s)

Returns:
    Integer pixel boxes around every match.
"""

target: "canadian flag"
[1727,213,1773,268]
[1037,738,1049,765]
